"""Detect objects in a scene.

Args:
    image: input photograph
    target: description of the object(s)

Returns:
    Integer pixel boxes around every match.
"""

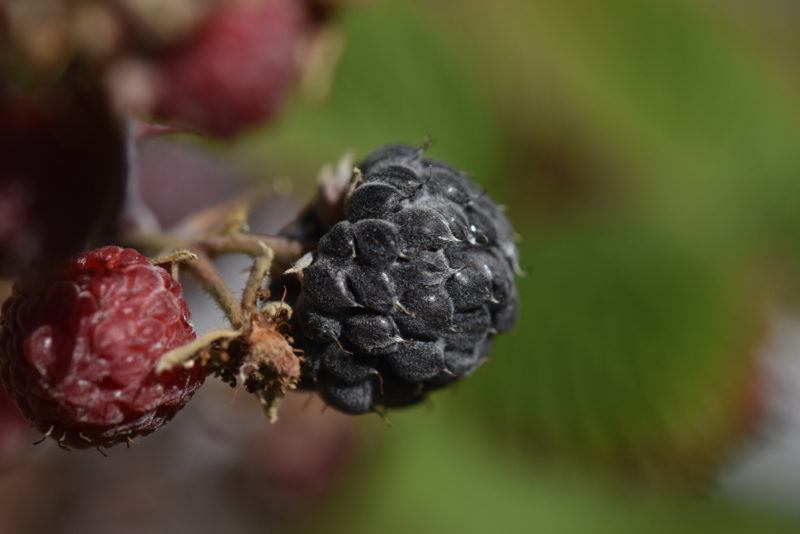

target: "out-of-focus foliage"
[224,0,800,531]
[292,410,798,534]
[235,1,503,187]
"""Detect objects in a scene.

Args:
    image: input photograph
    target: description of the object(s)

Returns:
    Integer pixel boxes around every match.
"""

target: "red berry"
[0,84,128,276]
[151,0,310,138]
[0,246,203,449]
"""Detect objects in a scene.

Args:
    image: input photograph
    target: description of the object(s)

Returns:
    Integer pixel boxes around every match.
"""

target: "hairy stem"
[129,232,308,269]
[157,328,242,374]
[200,233,307,264]
[241,244,274,321]
[183,250,244,329]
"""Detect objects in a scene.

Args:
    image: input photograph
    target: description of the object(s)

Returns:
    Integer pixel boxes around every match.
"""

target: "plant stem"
[129,232,309,270]
[199,233,307,264]
[241,244,274,321]
[183,250,245,329]
[157,328,241,374]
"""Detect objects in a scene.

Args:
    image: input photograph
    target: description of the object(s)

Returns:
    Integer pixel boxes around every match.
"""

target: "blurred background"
[6,0,800,532]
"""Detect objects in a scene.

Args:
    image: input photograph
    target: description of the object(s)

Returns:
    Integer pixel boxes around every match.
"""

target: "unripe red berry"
[0,247,203,448]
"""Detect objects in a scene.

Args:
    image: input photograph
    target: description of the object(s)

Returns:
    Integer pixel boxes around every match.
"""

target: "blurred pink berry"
[151,0,311,138]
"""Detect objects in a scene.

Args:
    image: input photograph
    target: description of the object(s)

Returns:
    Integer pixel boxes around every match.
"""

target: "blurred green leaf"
[421,0,800,259]
[300,410,798,534]
[233,0,503,192]
[456,224,763,478]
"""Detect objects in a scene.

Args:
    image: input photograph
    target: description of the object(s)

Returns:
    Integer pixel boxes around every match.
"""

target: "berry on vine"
[0,246,203,448]
[290,145,520,414]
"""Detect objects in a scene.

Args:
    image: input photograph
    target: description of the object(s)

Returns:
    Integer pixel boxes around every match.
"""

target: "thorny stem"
[157,328,242,374]
[130,229,308,332]
[151,249,198,280]
[142,207,308,400]
[130,231,308,267]
[241,244,274,321]
[201,233,305,264]
[183,250,245,329]
[151,249,199,266]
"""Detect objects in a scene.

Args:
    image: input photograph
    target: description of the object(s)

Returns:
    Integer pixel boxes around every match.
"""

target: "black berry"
[293,145,519,414]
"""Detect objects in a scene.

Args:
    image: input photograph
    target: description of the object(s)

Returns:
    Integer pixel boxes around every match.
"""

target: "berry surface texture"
[294,145,519,414]
[0,247,203,448]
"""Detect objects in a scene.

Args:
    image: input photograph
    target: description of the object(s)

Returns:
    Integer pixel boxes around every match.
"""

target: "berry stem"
[241,243,274,321]
[128,231,308,269]
[183,250,245,328]
[200,233,306,265]
[156,328,241,374]
[151,249,199,280]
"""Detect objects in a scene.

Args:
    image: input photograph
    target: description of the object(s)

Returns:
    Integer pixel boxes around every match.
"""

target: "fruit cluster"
[0,143,519,450]
[0,2,519,453]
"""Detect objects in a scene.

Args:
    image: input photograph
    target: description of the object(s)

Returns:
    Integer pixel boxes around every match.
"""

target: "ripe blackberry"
[293,145,519,414]
[0,247,203,448]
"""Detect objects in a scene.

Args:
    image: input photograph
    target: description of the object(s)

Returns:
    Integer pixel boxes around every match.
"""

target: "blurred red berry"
[0,246,203,449]
[0,83,128,276]
[151,0,310,138]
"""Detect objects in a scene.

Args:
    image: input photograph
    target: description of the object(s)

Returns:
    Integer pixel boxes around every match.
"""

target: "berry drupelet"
[0,247,203,448]
[293,145,519,414]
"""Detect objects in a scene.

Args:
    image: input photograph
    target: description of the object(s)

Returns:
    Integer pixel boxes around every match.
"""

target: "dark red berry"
[0,246,203,448]
[0,83,128,276]
[150,0,310,138]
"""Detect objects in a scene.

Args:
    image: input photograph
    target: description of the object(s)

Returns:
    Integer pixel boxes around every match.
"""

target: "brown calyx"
[236,313,302,422]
